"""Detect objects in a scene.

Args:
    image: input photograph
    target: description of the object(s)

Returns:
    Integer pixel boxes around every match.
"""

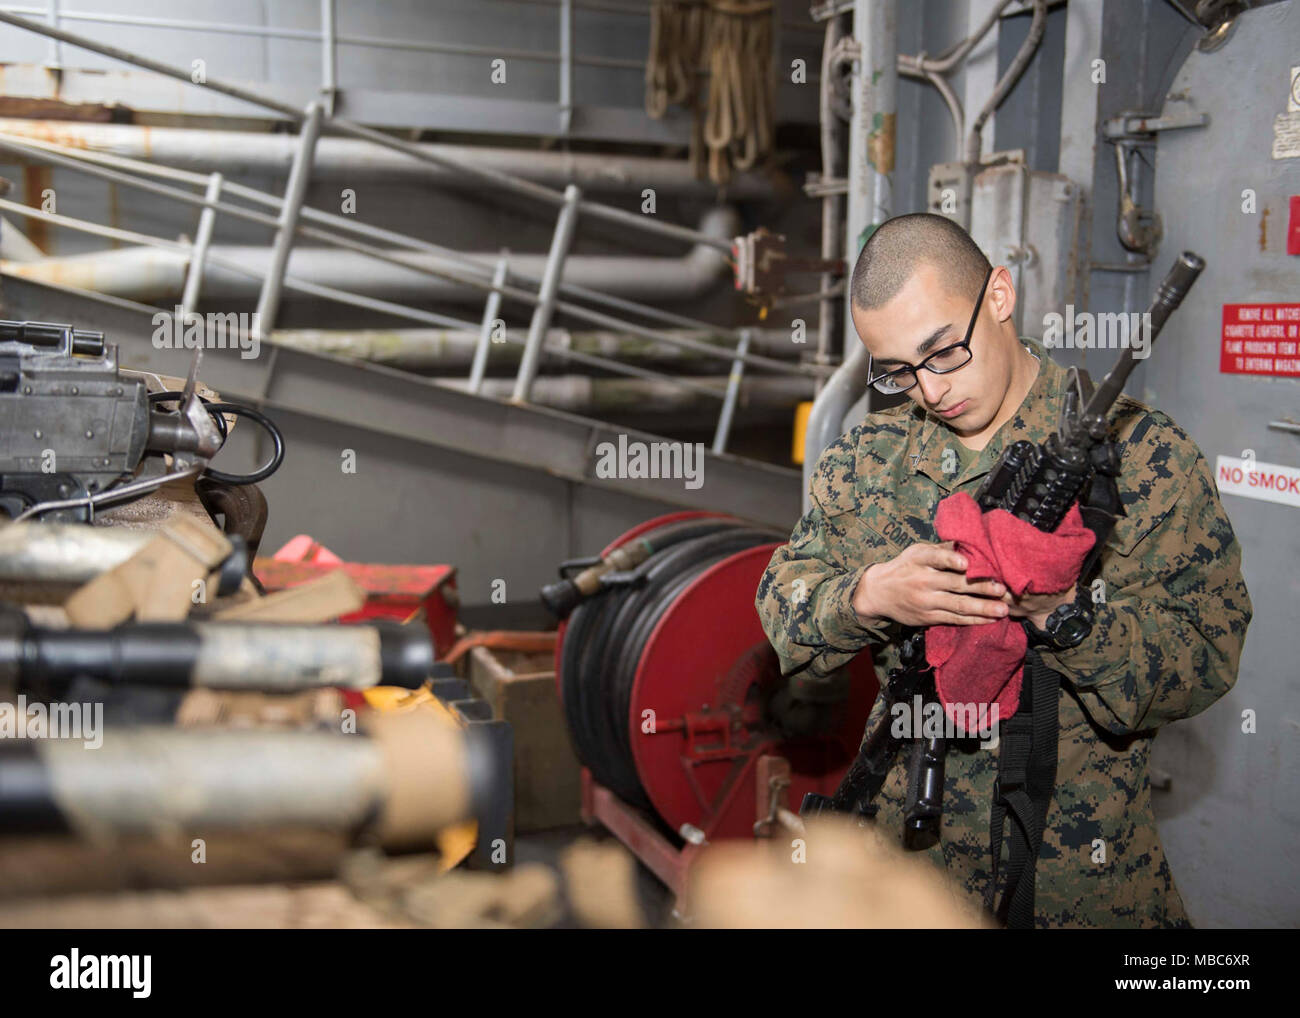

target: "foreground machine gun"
[0,319,283,523]
[801,252,1206,843]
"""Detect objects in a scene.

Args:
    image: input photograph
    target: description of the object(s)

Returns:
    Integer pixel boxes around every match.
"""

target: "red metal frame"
[580,767,706,916]
[254,557,459,658]
[559,515,878,914]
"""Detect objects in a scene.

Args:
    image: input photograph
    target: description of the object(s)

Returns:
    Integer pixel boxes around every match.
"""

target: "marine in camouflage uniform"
[755,334,1252,928]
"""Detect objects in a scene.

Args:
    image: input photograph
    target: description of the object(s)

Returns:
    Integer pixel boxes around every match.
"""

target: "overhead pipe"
[457,374,815,420]
[267,326,809,370]
[2,208,741,306]
[959,0,1047,227]
[0,11,731,252]
[964,0,1048,169]
[0,119,782,199]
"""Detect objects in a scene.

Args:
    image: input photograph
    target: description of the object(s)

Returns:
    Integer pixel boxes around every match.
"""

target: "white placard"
[1215,455,1300,508]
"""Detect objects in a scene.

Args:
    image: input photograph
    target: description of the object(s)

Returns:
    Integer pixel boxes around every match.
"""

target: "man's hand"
[852,542,1009,628]
[1000,587,1077,629]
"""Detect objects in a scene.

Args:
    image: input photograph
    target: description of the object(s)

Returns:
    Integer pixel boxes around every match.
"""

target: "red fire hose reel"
[549,511,876,912]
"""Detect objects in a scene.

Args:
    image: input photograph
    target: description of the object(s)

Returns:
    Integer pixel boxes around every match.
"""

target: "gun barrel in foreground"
[0,607,434,693]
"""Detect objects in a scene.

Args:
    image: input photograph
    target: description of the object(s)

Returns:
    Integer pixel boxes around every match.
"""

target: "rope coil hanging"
[646,0,775,187]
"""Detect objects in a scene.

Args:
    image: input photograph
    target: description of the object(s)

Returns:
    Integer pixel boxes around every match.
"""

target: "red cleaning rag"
[926,491,1095,730]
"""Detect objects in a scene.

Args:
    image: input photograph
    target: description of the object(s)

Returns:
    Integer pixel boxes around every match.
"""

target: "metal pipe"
[332,115,731,251]
[0,196,771,392]
[256,103,323,344]
[0,118,779,197]
[319,0,337,116]
[897,61,965,158]
[527,346,724,398]
[0,195,467,340]
[559,0,573,135]
[802,342,872,513]
[0,130,740,309]
[0,215,44,261]
[843,0,897,358]
[712,329,752,455]
[0,129,760,348]
[470,252,510,393]
[264,285,725,397]
[0,131,821,384]
[965,0,1047,168]
[0,713,482,847]
[868,1,897,240]
[817,12,847,376]
[43,0,59,69]
[472,373,813,419]
[0,523,151,584]
[514,185,581,404]
[180,172,223,317]
[271,326,812,370]
[4,236,736,306]
[914,0,1014,74]
[0,10,732,252]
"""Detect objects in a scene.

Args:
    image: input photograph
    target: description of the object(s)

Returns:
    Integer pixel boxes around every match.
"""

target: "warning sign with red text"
[1220,304,1300,376]
[1215,455,1300,508]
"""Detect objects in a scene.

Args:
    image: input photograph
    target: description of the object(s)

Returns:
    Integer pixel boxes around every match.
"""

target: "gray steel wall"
[1142,1,1299,930]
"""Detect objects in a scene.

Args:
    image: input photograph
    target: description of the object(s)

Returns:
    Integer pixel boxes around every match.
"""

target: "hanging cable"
[147,391,285,486]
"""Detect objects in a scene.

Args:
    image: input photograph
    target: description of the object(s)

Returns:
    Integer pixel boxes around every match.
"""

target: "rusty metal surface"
[0,96,126,123]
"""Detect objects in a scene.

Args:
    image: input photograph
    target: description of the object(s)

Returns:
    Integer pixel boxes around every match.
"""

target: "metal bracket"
[1102,110,1210,140]
[1103,110,1207,258]
[732,228,844,300]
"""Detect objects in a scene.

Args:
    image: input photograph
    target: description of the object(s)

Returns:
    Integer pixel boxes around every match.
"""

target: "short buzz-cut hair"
[849,213,992,312]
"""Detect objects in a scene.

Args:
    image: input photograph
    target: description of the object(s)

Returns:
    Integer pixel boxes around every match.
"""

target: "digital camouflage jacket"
[756,336,1252,928]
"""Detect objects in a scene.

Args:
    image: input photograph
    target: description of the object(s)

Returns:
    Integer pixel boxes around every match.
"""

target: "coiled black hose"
[556,518,783,810]
[148,391,285,485]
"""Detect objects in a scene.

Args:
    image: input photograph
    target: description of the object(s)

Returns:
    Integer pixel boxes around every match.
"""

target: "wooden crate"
[467,645,581,832]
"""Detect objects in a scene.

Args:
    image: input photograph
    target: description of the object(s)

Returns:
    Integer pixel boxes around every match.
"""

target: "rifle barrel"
[1085,251,1205,421]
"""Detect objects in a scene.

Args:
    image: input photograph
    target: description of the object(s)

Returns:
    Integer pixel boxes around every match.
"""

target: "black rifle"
[801,251,1206,843]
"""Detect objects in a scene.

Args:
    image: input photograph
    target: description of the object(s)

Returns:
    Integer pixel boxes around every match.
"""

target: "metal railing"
[6,2,820,130]
[0,11,829,454]
[11,0,643,122]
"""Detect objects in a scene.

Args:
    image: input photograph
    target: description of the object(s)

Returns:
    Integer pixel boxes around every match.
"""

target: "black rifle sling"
[984,648,1060,928]
[983,369,1137,928]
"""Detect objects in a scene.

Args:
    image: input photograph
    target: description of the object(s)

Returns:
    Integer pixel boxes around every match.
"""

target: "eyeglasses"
[865,266,993,395]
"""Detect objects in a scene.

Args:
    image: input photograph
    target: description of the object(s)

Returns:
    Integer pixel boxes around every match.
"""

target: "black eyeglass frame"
[865,266,994,395]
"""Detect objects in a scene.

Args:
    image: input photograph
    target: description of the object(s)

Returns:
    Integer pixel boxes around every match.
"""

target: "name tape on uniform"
[1215,455,1300,508]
